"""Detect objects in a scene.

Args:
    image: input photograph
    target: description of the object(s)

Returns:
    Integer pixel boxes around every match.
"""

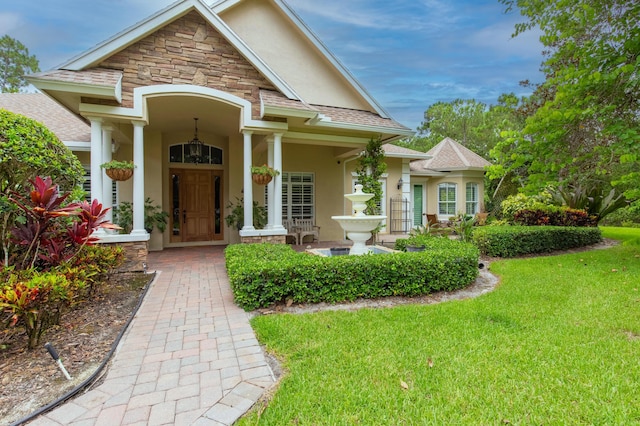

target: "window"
[169,143,223,165]
[282,172,315,220]
[438,183,457,216]
[83,166,117,204]
[466,183,479,215]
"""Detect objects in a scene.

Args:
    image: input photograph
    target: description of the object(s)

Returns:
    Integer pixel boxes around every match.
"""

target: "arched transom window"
[169,143,223,165]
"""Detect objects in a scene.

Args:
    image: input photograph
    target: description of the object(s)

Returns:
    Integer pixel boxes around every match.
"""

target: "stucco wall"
[425,171,486,219]
[220,0,372,112]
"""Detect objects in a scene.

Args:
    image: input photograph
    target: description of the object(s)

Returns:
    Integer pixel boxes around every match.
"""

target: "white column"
[131,121,147,236]
[266,137,275,229]
[402,160,411,199]
[89,117,103,203]
[273,133,284,231]
[89,117,105,235]
[242,130,254,231]
[102,126,113,223]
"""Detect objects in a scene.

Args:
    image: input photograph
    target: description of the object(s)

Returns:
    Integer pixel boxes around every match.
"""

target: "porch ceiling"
[145,95,240,135]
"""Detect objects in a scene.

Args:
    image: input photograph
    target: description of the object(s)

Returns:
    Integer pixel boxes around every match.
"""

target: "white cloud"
[286,0,458,33]
[467,18,543,60]
[0,13,23,34]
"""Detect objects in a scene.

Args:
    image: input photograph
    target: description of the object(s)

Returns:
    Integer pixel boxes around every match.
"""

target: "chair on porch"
[295,218,320,244]
[426,214,442,228]
[283,219,299,245]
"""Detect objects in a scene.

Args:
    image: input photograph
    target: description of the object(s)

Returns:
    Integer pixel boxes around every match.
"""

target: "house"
[13,0,489,251]
[409,137,491,224]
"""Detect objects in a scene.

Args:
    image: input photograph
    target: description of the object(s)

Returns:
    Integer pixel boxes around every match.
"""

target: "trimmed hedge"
[225,241,479,311]
[472,226,602,258]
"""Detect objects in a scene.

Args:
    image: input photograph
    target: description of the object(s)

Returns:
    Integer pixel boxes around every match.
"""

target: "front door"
[170,169,224,243]
[412,184,424,227]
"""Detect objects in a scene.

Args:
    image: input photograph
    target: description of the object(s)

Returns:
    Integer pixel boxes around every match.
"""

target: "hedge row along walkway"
[30,246,275,426]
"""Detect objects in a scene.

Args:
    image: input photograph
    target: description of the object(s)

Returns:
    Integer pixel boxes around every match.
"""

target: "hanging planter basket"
[105,168,134,181]
[252,174,273,185]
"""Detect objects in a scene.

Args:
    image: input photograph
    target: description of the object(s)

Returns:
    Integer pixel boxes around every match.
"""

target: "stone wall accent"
[96,11,277,119]
[241,235,286,245]
[100,241,149,273]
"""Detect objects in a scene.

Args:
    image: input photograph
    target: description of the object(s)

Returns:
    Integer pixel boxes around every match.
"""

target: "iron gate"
[389,195,411,233]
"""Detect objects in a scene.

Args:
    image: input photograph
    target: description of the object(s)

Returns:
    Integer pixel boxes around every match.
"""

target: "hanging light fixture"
[188,118,204,164]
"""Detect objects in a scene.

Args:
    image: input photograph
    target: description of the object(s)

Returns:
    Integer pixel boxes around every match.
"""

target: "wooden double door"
[170,169,223,243]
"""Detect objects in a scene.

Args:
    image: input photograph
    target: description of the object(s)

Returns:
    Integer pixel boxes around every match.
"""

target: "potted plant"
[100,160,135,181]
[112,198,169,234]
[251,164,279,185]
[225,197,268,230]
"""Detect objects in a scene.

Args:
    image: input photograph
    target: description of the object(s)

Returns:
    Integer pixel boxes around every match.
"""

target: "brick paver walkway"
[30,246,275,425]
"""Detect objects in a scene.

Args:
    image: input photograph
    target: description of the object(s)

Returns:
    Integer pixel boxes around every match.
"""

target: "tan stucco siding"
[97,11,276,118]
[220,0,372,111]
[426,172,486,217]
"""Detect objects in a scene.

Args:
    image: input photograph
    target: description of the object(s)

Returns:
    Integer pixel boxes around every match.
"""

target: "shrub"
[600,202,640,227]
[0,270,77,349]
[472,226,602,257]
[500,193,552,222]
[513,206,597,227]
[9,177,116,269]
[0,178,122,349]
[225,241,479,311]
[0,109,85,263]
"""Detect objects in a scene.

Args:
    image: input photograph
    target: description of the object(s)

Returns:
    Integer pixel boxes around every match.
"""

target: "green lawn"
[240,227,640,425]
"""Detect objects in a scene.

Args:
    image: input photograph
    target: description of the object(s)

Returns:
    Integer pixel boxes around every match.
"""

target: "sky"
[0,0,544,131]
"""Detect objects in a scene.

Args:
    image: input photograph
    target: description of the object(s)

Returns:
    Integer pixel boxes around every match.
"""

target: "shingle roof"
[28,68,122,88]
[410,137,491,172]
[0,93,90,142]
[382,143,426,156]
[260,89,411,132]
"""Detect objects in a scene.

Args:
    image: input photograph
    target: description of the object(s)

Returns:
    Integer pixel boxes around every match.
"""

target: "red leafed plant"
[1,177,124,349]
[9,176,117,270]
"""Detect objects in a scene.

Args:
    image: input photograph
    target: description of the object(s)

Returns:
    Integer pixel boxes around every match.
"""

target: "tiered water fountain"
[331,184,388,255]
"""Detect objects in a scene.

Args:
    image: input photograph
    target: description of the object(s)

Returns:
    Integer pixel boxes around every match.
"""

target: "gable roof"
[411,137,491,173]
[49,0,299,100]
[0,93,90,145]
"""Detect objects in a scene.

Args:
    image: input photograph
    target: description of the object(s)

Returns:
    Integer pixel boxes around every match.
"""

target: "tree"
[0,35,40,93]
[355,138,387,240]
[490,0,640,203]
[0,109,85,264]
[399,96,525,160]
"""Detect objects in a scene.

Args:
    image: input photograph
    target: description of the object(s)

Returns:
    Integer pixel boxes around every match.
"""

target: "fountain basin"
[331,215,386,232]
[331,215,387,255]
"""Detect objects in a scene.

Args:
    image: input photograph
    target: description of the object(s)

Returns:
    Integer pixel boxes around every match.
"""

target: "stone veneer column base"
[240,235,286,244]
[100,241,149,273]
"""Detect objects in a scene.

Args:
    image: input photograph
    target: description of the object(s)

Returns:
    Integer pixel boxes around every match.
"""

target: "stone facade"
[100,241,149,273]
[96,11,276,119]
[240,235,286,244]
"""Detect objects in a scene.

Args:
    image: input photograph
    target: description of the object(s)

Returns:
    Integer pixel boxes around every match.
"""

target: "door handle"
[183,210,186,224]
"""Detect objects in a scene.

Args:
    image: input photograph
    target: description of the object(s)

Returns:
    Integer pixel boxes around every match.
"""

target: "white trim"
[64,141,91,152]
[97,233,150,243]
[262,104,316,119]
[307,117,414,138]
[58,0,300,100]
[285,131,370,145]
[78,84,289,132]
[385,152,432,160]
[26,76,121,102]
